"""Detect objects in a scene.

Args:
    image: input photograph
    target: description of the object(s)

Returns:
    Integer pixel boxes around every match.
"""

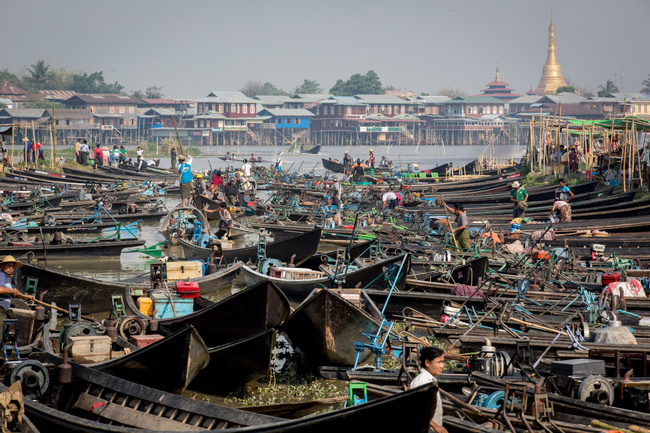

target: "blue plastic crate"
[151,293,194,319]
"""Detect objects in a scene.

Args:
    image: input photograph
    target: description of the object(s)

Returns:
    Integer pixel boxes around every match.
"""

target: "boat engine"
[549,359,614,406]
[5,360,51,399]
[466,339,514,377]
[591,244,606,261]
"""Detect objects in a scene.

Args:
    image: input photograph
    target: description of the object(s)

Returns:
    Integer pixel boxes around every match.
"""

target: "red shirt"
[212,175,224,186]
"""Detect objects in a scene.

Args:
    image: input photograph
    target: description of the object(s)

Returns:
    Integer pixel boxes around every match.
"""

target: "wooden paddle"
[439,194,459,249]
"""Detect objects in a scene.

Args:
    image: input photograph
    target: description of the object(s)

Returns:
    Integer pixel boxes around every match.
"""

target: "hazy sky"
[5,0,650,100]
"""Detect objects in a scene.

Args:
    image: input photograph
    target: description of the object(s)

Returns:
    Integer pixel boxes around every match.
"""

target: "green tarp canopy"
[566,116,650,131]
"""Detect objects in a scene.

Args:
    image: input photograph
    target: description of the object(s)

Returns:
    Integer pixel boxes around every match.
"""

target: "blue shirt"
[557,185,571,201]
[179,156,193,184]
[0,271,14,311]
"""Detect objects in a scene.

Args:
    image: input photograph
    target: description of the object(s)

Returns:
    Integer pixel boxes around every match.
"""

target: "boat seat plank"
[74,392,207,431]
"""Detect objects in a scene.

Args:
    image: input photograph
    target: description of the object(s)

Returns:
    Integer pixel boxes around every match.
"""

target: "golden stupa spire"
[495,65,500,82]
[535,7,568,95]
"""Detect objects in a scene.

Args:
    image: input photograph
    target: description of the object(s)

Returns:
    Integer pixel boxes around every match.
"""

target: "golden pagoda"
[534,12,567,95]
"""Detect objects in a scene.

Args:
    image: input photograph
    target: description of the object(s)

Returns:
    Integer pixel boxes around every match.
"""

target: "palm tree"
[597,79,619,97]
[25,60,54,90]
[641,74,650,94]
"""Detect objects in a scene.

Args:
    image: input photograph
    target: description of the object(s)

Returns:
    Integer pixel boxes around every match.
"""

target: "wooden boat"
[299,239,375,269]
[178,228,322,264]
[13,355,437,433]
[280,289,382,368]
[0,238,145,260]
[124,280,291,347]
[241,254,411,302]
[33,325,208,394]
[321,158,345,173]
[189,329,276,392]
[13,261,243,314]
[158,205,209,242]
[301,144,321,155]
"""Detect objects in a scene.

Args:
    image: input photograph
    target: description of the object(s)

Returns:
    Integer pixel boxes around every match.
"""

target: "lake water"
[52,144,525,282]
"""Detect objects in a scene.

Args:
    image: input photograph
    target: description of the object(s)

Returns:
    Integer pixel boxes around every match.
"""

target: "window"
[316,108,320,115]
[499,107,504,114]
[250,104,255,113]
[129,107,135,114]
[276,118,281,124]
[130,118,136,125]
[218,104,223,113]
[119,106,125,113]
[294,118,300,124]
[387,106,392,115]
[109,106,115,113]
[285,118,290,124]
[243,105,248,114]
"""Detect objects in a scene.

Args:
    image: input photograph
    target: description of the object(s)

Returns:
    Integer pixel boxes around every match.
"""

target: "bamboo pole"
[51,103,56,169]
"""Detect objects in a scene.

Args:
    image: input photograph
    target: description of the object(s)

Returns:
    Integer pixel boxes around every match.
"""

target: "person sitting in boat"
[410,347,446,433]
[226,152,232,161]
[250,153,257,162]
[324,196,340,228]
[556,179,574,202]
[380,156,390,167]
[136,155,147,170]
[0,255,29,311]
[439,200,470,250]
[550,199,571,223]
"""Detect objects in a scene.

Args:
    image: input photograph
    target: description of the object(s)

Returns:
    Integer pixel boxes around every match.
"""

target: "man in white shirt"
[382,191,398,209]
[242,159,253,177]
[410,347,446,433]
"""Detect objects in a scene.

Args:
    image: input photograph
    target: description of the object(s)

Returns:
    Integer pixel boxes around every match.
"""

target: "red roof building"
[473,68,522,102]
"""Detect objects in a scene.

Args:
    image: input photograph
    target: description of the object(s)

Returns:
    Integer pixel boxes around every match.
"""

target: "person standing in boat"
[556,179,574,202]
[204,202,233,239]
[170,145,177,170]
[440,200,470,250]
[410,347,446,433]
[241,159,253,178]
[382,191,398,210]
[178,153,193,207]
[0,256,28,311]
[368,148,375,169]
[224,178,238,207]
[510,181,528,220]
[343,151,353,177]
[330,176,342,206]
[352,159,365,182]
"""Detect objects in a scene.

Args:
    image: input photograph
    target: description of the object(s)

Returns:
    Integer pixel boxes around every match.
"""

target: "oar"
[15,293,98,322]
[439,194,459,249]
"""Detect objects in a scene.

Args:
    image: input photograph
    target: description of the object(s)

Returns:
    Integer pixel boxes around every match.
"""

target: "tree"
[143,86,164,99]
[68,71,123,94]
[0,69,23,87]
[132,90,144,99]
[24,60,55,90]
[437,87,467,99]
[641,74,650,94]
[240,80,288,97]
[328,71,383,96]
[597,79,619,97]
[555,86,576,94]
[23,101,65,109]
[292,79,323,95]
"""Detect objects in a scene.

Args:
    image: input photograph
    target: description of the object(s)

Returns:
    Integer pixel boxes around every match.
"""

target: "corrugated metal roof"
[42,109,92,119]
[199,91,258,104]
[442,96,504,104]
[258,108,314,117]
[0,81,27,96]
[0,109,45,118]
[416,95,452,104]
[355,94,411,104]
[67,94,144,104]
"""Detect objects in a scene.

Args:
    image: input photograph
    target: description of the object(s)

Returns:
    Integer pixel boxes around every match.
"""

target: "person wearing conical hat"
[368,148,375,168]
[0,256,25,311]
